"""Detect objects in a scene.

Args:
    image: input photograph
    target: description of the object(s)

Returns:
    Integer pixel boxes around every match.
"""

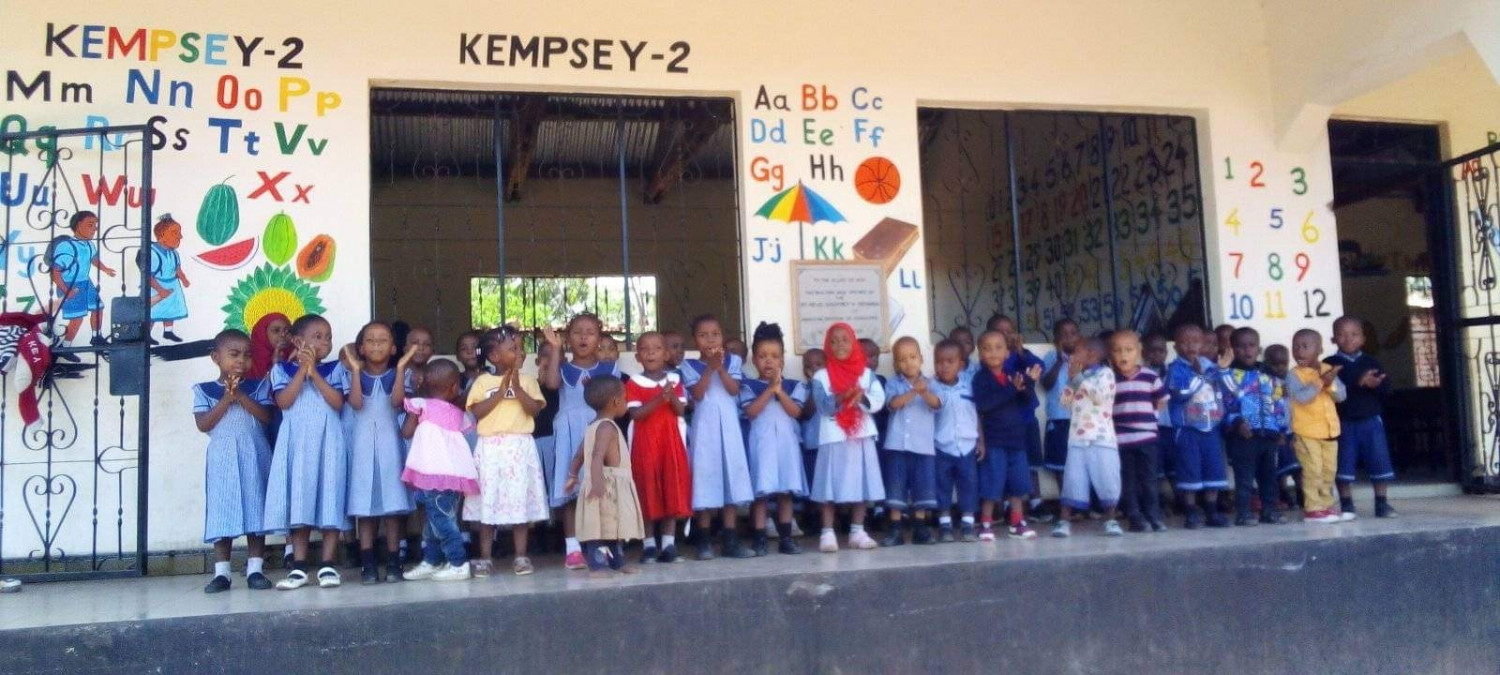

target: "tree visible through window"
[471,275,657,337]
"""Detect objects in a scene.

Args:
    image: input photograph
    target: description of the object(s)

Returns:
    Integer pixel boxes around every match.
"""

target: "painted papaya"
[195,178,239,245]
[263,212,297,265]
[295,234,336,282]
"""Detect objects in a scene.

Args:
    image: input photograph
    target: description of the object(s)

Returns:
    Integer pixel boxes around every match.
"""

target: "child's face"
[664,333,685,366]
[1054,322,1080,352]
[803,349,826,378]
[456,335,480,369]
[358,324,396,366]
[1292,334,1323,366]
[1077,341,1103,368]
[1265,347,1290,378]
[294,319,333,360]
[995,318,1023,352]
[1174,327,1202,361]
[859,340,880,371]
[159,223,183,248]
[1143,336,1168,368]
[934,345,963,383]
[1232,331,1261,367]
[979,332,1009,369]
[694,320,724,354]
[212,337,252,380]
[487,336,521,371]
[407,329,434,365]
[1333,320,1364,354]
[267,318,291,349]
[73,214,98,239]
[949,330,974,358]
[569,319,601,360]
[598,337,619,362]
[893,341,923,378]
[1111,335,1141,372]
[636,334,667,371]
[753,341,783,380]
[827,328,855,361]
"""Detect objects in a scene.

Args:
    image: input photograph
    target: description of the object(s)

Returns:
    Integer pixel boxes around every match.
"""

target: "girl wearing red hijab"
[808,322,886,553]
[248,313,293,380]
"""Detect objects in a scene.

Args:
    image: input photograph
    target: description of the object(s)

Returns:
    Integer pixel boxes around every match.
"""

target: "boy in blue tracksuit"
[1224,328,1289,526]
[989,315,1048,521]
[1165,324,1236,529]
[1325,316,1397,519]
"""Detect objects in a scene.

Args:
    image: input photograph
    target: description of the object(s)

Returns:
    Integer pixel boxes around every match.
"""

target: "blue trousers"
[884,450,937,511]
[416,490,467,567]
[934,452,979,515]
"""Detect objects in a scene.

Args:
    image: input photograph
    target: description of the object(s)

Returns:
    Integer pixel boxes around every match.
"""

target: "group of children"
[193,307,1399,592]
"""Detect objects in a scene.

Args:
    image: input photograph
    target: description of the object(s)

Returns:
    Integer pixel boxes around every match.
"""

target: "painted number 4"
[1225,207,1241,235]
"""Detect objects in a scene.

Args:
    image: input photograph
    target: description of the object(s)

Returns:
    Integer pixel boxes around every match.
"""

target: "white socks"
[246,557,264,576]
[565,537,581,555]
[850,524,866,535]
[661,535,675,549]
[213,561,231,578]
[938,516,953,526]
[961,515,975,525]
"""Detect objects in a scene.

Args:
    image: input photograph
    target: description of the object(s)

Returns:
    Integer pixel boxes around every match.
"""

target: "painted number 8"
[1301,211,1320,243]
[1268,253,1284,281]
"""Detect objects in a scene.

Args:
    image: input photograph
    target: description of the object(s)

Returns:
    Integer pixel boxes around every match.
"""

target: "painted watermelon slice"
[194,237,258,270]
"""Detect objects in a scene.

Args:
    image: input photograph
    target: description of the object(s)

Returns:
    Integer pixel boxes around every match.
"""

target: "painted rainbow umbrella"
[754,181,847,259]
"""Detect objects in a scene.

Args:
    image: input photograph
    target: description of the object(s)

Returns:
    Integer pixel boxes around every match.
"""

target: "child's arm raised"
[341,344,364,411]
[274,346,313,410]
[539,327,563,390]
[194,383,236,433]
[391,344,417,409]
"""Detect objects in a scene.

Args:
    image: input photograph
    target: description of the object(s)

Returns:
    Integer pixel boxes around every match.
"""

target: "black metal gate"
[1449,142,1500,492]
[0,124,153,580]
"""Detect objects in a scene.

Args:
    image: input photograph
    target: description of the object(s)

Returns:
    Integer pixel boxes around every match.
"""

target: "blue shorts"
[978,445,1033,501]
[1276,435,1301,477]
[1338,416,1395,483]
[1024,419,1044,468]
[884,450,937,511]
[1173,427,1228,491]
[59,279,102,320]
[934,452,979,515]
[1156,427,1176,479]
[1043,420,1071,472]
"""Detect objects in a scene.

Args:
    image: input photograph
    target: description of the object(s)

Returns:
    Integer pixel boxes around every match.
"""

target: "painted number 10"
[1229,293,1255,320]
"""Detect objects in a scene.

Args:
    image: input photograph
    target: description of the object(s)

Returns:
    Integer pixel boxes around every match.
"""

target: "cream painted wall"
[0,1,1455,553]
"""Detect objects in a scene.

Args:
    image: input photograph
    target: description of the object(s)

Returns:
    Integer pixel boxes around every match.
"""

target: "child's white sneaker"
[790,520,805,538]
[1051,521,1072,538]
[819,531,838,553]
[849,531,878,550]
[405,561,443,581]
[432,562,471,581]
[1103,520,1124,537]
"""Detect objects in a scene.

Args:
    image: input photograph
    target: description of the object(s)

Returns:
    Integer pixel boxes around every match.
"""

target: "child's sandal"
[513,557,534,576]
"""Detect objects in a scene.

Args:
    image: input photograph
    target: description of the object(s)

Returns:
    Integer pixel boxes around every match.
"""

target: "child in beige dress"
[565,376,645,576]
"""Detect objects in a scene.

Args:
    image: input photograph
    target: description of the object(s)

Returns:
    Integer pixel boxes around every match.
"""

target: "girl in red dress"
[624,331,692,564]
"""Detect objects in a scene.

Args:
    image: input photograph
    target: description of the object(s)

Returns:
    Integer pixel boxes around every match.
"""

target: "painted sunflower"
[221,263,327,332]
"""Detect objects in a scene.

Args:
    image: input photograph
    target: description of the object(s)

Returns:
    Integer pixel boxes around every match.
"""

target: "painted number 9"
[1295,252,1310,281]
[1301,211,1320,243]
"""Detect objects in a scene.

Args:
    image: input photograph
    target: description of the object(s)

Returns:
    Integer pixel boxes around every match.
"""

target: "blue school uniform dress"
[1325,351,1395,483]
[740,378,809,498]
[1007,349,1046,467]
[882,375,938,511]
[194,378,273,543]
[810,368,887,504]
[147,243,188,321]
[51,237,102,320]
[550,360,620,508]
[972,366,1037,501]
[1041,350,1072,472]
[263,360,351,532]
[683,354,755,509]
[930,377,979,515]
[343,369,414,518]
[1165,356,1234,492]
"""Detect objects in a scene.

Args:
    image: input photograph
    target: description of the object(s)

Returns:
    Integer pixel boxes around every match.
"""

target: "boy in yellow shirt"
[1284,329,1346,524]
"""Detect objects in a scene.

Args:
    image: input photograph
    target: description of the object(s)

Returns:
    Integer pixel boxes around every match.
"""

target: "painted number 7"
[1228,252,1244,278]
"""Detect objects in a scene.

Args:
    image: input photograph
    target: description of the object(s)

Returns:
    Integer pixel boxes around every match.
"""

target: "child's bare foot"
[587,570,614,581]
[619,564,641,575]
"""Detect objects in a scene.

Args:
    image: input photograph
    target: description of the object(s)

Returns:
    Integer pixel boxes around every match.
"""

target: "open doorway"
[368,89,741,350]
[1327,119,1456,483]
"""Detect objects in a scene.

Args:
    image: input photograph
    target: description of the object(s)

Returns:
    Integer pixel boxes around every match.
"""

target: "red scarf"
[248,313,292,380]
[823,322,866,436]
[0,312,50,426]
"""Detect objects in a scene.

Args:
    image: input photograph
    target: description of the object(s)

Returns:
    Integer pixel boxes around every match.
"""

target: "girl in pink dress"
[400,360,481,582]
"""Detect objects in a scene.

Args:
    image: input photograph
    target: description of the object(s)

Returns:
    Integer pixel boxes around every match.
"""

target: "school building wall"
[0,1,1494,555]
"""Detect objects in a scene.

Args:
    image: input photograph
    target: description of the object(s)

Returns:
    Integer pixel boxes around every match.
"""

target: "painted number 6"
[1301,211,1320,243]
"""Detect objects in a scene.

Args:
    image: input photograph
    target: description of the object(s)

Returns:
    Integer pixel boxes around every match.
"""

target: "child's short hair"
[478,325,520,357]
[213,328,250,350]
[1173,323,1201,341]
[751,322,784,351]
[584,374,624,411]
[1231,326,1259,344]
[1331,315,1360,333]
[1265,344,1289,361]
[1110,329,1140,349]
[1052,318,1077,335]
[978,330,1006,347]
[986,314,1013,332]
[1081,337,1106,356]
[934,338,963,358]
[455,329,481,351]
[892,335,920,353]
[68,210,96,230]
[690,314,719,335]
[289,313,328,337]
[421,359,461,397]
[1293,328,1321,343]
[950,326,974,339]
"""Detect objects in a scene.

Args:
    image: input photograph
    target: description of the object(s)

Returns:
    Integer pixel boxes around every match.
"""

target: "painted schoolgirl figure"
[49,210,116,346]
[147,214,190,343]
[194,329,275,593]
[263,314,352,590]
[682,314,755,560]
[540,314,620,571]
[740,322,807,556]
[340,322,417,584]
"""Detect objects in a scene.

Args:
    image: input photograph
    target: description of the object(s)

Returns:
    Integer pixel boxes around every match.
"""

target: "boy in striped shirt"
[1110,331,1169,533]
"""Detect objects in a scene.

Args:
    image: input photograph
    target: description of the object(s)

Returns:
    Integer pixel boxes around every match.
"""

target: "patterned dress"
[343,369,414,518]
[262,360,351,532]
[682,354,754,510]
[194,378,273,542]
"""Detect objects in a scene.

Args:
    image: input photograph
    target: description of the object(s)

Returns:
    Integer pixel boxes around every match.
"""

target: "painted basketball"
[854,156,901,204]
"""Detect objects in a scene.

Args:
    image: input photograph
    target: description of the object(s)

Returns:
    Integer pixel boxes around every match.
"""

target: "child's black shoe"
[880,525,905,548]
[1127,516,1147,533]
[912,523,935,545]
[1375,501,1398,519]
[722,531,755,559]
[1184,508,1203,530]
[657,545,681,563]
[640,546,659,564]
[1149,518,1169,533]
[1234,514,1258,527]
[694,531,715,561]
[360,564,379,585]
[752,532,770,557]
[1206,512,1230,528]
[778,536,801,555]
[247,572,272,590]
[203,575,231,594]
[959,522,977,542]
[938,525,956,543]
[1259,511,1286,525]
[385,562,405,583]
